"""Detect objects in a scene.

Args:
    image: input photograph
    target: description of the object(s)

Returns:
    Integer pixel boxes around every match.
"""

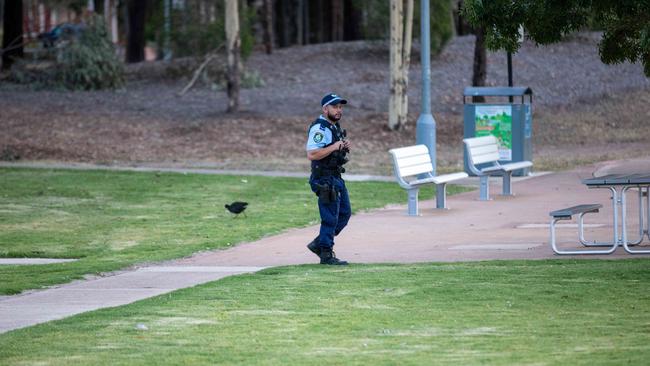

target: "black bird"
[225,201,248,217]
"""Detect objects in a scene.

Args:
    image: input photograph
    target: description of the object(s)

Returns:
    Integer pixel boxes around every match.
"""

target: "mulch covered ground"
[1,33,648,175]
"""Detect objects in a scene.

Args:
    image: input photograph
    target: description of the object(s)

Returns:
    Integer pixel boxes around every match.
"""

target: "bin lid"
[463,86,532,97]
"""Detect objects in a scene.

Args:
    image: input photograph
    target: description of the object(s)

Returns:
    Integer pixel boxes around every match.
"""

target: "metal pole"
[507,51,513,102]
[416,0,437,175]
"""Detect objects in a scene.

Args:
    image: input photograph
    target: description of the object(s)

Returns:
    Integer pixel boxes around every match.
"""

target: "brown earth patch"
[1,35,648,175]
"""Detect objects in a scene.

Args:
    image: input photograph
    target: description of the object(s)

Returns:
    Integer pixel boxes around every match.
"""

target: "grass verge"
[1,259,649,365]
[0,167,470,295]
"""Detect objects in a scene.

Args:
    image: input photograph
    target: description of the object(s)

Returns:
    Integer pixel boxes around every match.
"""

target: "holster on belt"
[314,183,337,204]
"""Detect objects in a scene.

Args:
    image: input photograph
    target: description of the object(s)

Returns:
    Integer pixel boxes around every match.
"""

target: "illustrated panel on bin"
[474,105,512,161]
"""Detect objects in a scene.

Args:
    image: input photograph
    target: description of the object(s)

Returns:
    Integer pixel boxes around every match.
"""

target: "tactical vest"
[309,118,347,176]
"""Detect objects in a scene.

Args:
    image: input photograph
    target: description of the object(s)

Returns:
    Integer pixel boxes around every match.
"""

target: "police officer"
[305,93,352,265]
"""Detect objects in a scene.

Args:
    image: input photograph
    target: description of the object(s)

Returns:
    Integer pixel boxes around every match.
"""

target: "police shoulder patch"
[313,132,324,143]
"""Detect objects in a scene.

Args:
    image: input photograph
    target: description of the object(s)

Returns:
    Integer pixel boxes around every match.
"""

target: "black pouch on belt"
[315,183,336,204]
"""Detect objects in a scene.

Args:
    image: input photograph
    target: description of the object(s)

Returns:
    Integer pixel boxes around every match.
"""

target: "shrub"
[58,16,124,90]
[9,16,124,90]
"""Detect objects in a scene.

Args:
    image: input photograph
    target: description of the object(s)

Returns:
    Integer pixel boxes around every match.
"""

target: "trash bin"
[463,86,533,176]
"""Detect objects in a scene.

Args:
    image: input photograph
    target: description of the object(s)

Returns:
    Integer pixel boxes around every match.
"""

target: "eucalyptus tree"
[225,0,240,112]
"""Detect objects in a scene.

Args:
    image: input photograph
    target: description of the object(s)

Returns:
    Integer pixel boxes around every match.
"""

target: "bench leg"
[435,183,447,209]
[550,214,618,255]
[578,210,618,247]
[407,188,419,216]
[479,175,490,201]
[502,172,513,196]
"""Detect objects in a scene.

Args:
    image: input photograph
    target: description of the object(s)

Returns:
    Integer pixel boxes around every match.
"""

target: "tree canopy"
[462,0,650,76]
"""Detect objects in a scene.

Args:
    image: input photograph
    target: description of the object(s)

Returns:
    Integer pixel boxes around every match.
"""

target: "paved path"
[1,158,649,334]
[0,266,265,332]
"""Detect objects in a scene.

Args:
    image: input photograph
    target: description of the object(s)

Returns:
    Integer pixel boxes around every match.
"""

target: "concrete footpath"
[1,158,649,334]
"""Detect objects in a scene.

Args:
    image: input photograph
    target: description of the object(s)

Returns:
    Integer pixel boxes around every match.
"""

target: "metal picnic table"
[582,173,650,254]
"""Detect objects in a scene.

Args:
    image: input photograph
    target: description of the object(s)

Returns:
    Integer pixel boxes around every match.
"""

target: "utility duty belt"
[312,165,345,178]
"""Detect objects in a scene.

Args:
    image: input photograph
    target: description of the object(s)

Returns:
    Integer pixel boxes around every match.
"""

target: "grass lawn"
[0,167,468,295]
[1,259,650,365]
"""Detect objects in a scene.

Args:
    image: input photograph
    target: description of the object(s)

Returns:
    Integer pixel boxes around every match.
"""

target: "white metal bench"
[389,145,468,216]
[463,135,533,200]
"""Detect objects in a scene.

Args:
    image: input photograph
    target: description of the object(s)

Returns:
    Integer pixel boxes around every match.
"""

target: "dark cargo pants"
[309,175,351,249]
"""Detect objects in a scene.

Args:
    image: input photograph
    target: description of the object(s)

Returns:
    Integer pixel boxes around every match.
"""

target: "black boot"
[319,248,348,265]
[306,236,321,257]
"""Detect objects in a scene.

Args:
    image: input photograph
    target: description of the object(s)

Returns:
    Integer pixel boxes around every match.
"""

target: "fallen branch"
[178,45,224,96]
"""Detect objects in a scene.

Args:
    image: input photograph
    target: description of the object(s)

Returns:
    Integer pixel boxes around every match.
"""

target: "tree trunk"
[472,26,487,103]
[162,0,171,60]
[199,0,206,24]
[388,0,404,130]
[302,0,309,44]
[263,0,274,53]
[30,1,39,36]
[343,0,362,41]
[331,0,343,41]
[2,0,24,71]
[296,0,303,45]
[399,0,414,127]
[125,0,146,63]
[316,0,324,43]
[280,0,290,47]
[225,0,241,112]
[93,0,103,14]
[110,0,120,43]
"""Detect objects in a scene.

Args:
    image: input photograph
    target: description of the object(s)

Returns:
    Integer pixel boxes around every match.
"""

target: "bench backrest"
[463,135,500,166]
[389,145,433,179]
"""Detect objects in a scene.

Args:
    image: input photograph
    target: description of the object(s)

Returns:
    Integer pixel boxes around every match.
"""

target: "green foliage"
[462,0,650,76]
[421,0,454,55]
[58,16,125,89]
[353,0,390,40]
[145,0,255,60]
[8,16,124,90]
[355,0,454,56]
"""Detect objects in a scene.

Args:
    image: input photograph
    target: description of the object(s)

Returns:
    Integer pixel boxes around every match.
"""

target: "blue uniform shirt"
[306,116,333,151]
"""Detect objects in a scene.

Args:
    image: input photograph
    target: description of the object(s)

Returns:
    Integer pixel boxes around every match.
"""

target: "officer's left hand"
[341,140,351,151]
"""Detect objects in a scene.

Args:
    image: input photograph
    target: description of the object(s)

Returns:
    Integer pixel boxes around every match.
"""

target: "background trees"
[2,0,456,68]
[462,0,650,76]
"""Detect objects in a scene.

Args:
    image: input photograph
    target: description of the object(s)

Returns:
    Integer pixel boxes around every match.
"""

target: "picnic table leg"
[550,215,618,255]
[612,187,620,248]
[625,188,646,246]
[622,186,650,254]
[646,187,650,240]
[578,211,614,247]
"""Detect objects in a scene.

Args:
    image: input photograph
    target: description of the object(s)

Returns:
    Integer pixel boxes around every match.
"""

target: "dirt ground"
[1,33,649,175]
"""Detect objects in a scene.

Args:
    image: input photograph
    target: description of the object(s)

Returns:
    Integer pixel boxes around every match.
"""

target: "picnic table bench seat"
[548,203,618,255]
[550,204,602,219]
